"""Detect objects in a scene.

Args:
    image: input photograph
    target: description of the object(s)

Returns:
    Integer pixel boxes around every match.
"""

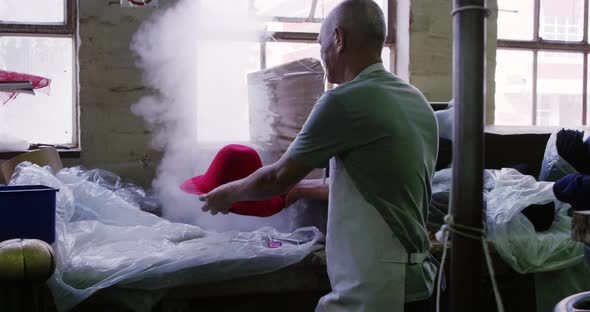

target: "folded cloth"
[554,173,590,210]
[181,144,286,217]
[556,129,590,174]
[521,202,555,232]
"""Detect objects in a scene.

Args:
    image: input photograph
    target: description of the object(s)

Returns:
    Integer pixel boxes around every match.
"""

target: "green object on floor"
[0,238,55,283]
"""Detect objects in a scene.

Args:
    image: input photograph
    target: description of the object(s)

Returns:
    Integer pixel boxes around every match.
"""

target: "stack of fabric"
[554,174,590,210]
[552,129,590,210]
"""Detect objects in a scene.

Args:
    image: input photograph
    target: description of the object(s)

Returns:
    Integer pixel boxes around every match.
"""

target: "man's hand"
[199,184,234,215]
[198,154,313,216]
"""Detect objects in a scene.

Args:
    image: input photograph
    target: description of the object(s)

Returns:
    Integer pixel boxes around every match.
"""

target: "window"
[495,0,590,126]
[542,16,582,41]
[495,0,589,126]
[0,0,78,146]
[251,0,395,71]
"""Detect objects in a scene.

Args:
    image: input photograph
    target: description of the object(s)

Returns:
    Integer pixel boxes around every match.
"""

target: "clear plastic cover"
[486,168,582,274]
[539,129,586,182]
[430,167,581,274]
[428,168,499,231]
[9,162,323,311]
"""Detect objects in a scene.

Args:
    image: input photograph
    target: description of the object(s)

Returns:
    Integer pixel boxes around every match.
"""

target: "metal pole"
[450,0,487,311]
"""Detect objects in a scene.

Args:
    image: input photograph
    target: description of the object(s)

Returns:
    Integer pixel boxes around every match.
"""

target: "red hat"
[180,144,286,217]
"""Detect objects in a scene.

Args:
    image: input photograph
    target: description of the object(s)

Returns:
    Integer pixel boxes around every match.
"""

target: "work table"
[2,236,532,312]
[65,241,527,312]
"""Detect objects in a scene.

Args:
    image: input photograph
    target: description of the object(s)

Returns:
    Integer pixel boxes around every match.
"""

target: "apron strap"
[408,253,429,264]
[384,252,429,265]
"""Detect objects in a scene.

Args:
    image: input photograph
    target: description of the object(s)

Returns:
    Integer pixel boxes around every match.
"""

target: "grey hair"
[330,0,387,49]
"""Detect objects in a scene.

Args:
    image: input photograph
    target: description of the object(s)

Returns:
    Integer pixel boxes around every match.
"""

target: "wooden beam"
[0,0,76,35]
[497,40,590,52]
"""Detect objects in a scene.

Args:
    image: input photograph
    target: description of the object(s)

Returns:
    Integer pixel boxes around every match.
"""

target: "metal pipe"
[533,51,538,125]
[450,0,487,311]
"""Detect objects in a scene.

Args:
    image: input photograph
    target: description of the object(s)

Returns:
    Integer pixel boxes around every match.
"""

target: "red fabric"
[0,70,51,105]
[181,144,286,217]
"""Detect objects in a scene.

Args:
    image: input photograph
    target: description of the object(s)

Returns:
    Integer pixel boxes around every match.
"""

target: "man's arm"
[285,179,329,207]
[199,154,313,215]
[200,92,351,215]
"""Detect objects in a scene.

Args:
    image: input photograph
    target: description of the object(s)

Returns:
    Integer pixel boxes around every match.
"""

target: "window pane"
[497,0,534,40]
[537,51,583,126]
[495,50,534,126]
[382,47,392,73]
[265,41,391,71]
[254,0,387,33]
[0,37,74,145]
[540,0,584,42]
[0,0,65,24]
[254,0,326,18]
[196,42,260,142]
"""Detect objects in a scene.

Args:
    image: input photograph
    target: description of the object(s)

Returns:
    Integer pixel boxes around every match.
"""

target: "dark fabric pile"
[521,202,555,232]
[556,129,590,174]
[551,129,590,211]
[436,137,453,171]
[554,174,590,211]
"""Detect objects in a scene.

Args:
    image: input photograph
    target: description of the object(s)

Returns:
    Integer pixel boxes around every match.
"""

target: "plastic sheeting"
[429,167,581,274]
[427,168,499,231]
[9,163,323,312]
[534,262,590,312]
[481,129,586,274]
[486,168,581,274]
[539,129,587,182]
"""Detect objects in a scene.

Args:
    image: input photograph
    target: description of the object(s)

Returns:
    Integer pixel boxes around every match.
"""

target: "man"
[199,0,439,310]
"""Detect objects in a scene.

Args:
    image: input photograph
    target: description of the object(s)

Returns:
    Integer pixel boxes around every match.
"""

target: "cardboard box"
[1,148,63,183]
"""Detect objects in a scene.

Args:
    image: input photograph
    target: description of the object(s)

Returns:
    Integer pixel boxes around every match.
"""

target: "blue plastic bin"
[0,185,58,244]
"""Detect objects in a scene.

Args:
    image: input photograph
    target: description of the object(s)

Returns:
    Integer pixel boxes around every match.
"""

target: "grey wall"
[77,0,166,186]
[406,0,497,124]
[75,0,498,185]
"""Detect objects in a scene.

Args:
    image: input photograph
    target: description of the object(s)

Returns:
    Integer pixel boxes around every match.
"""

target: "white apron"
[316,156,427,312]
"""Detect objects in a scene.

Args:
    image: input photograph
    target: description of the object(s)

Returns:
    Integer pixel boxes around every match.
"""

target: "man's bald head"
[318,0,386,84]
[321,0,386,51]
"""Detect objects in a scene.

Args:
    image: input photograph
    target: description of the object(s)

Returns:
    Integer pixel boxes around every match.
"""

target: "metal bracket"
[451,5,491,17]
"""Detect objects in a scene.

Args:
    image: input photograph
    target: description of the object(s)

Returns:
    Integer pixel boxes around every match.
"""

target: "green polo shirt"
[287,62,439,301]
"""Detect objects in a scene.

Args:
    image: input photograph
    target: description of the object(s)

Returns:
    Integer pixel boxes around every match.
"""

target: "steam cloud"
[130,0,310,232]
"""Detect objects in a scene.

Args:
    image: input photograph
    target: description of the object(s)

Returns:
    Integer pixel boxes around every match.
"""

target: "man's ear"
[334,27,344,53]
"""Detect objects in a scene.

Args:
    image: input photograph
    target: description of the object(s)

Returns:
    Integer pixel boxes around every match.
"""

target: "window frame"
[497,0,590,126]
[0,0,80,150]
[254,0,396,70]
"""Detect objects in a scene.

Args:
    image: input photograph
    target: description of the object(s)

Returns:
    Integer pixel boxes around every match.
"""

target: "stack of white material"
[247,58,325,164]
